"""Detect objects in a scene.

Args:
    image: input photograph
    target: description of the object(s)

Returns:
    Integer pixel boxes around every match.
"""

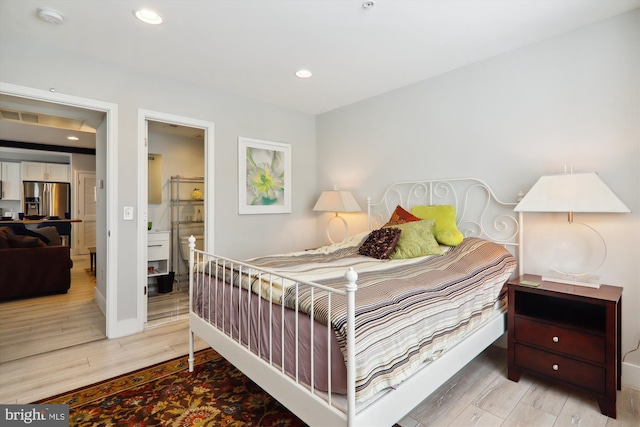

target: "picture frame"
[238,137,291,214]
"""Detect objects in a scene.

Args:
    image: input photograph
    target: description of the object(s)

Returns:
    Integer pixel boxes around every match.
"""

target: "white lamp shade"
[313,190,361,213]
[514,172,630,213]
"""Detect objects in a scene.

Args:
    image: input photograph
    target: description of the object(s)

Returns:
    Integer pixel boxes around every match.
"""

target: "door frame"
[137,109,215,326]
[0,81,120,337]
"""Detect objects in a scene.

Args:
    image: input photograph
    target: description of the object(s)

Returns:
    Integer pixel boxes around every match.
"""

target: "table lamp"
[313,187,361,244]
[514,170,630,288]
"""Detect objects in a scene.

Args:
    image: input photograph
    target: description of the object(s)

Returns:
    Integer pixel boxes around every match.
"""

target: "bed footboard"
[188,235,359,425]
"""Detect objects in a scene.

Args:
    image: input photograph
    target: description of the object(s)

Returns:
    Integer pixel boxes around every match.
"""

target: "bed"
[188,178,521,426]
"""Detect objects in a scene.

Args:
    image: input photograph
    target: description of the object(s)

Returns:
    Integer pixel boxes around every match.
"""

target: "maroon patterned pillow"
[383,205,421,227]
[358,227,401,259]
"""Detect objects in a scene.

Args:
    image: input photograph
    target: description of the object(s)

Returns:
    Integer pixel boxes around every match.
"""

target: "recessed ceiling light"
[295,69,313,79]
[37,7,65,25]
[133,8,163,25]
[67,136,79,141]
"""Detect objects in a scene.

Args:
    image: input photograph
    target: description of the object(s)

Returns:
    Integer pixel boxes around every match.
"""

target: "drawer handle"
[552,336,559,343]
[148,244,163,247]
[552,364,559,371]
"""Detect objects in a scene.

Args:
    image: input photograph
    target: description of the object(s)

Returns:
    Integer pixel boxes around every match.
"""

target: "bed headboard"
[368,178,522,270]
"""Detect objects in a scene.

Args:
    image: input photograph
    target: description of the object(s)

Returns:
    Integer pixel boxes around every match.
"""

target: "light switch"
[123,206,134,221]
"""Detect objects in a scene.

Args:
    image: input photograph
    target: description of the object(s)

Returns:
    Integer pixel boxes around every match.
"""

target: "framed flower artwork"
[238,137,291,214]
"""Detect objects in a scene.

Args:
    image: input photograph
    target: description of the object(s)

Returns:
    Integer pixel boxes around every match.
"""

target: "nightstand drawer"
[515,317,605,363]
[514,343,605,393]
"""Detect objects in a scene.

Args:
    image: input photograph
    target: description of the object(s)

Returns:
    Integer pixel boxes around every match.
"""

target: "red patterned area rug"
[36,349,307,426]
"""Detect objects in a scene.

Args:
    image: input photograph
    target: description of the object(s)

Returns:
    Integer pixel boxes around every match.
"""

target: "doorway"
[0,82,117,339]
[137,109,215,327]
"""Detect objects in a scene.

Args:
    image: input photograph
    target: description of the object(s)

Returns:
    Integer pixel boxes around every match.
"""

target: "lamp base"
[326,213,349,244]
[542,272,601,289]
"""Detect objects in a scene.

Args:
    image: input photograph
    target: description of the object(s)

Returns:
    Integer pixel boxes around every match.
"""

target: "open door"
[76,171,97,255]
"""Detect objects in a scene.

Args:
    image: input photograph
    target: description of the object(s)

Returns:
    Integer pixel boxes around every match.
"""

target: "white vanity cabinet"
[147,231,170,277]
[0,162,21,200]
[22,161,70,182]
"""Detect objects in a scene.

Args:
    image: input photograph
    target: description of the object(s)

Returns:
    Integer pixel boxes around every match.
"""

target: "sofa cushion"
[0,227,12,249]
[8,233,48,248]
[11,225,51,245]
[32,226,62,246]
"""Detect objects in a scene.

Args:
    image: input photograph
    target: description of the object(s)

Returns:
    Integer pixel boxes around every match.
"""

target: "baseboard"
[622,361,640,391]
[94,286,106,316]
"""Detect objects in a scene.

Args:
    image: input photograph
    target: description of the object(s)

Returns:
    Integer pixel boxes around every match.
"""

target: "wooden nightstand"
[507,275,622,418]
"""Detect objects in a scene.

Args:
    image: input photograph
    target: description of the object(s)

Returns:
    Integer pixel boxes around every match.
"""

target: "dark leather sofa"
[0,226,72,300]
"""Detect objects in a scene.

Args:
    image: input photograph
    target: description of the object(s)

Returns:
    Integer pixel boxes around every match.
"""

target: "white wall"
[0,37,317,334]
[317,10,640,386]
[71,153,96,176]
[147,130,205,232]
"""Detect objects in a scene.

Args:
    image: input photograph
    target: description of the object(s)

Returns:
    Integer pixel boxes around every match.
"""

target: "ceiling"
[0,93,202,149]
[0,0,639,146]
[0,94,101,148]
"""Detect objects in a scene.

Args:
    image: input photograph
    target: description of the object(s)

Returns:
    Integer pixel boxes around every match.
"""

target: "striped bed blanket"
[240,236,517,402]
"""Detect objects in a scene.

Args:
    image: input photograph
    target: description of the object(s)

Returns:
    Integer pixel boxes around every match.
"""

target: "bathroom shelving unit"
[170,175,204,284]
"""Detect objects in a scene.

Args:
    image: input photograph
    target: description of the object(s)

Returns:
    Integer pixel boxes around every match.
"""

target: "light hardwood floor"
[0,261,638,426]
[0,255,106,363]
[397,346,640,427]
[146,285,189,327]
[0,252,208,404]
[1,254,192,362]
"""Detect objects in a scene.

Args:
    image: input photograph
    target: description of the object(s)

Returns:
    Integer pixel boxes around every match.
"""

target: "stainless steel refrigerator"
[23,181,71,218]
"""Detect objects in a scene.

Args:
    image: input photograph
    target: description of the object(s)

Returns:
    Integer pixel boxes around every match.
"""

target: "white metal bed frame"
[188,178,520,427]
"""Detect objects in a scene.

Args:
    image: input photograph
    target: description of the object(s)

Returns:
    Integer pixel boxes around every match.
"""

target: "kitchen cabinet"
[22,161,70,182]
[0,162,21,200]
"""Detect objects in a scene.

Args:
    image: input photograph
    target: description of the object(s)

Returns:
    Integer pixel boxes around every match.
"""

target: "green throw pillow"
[386,220,443,259]
[410,205,464,246]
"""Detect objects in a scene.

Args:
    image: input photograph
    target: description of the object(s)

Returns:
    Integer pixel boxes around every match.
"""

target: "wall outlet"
[123,206,134,221]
